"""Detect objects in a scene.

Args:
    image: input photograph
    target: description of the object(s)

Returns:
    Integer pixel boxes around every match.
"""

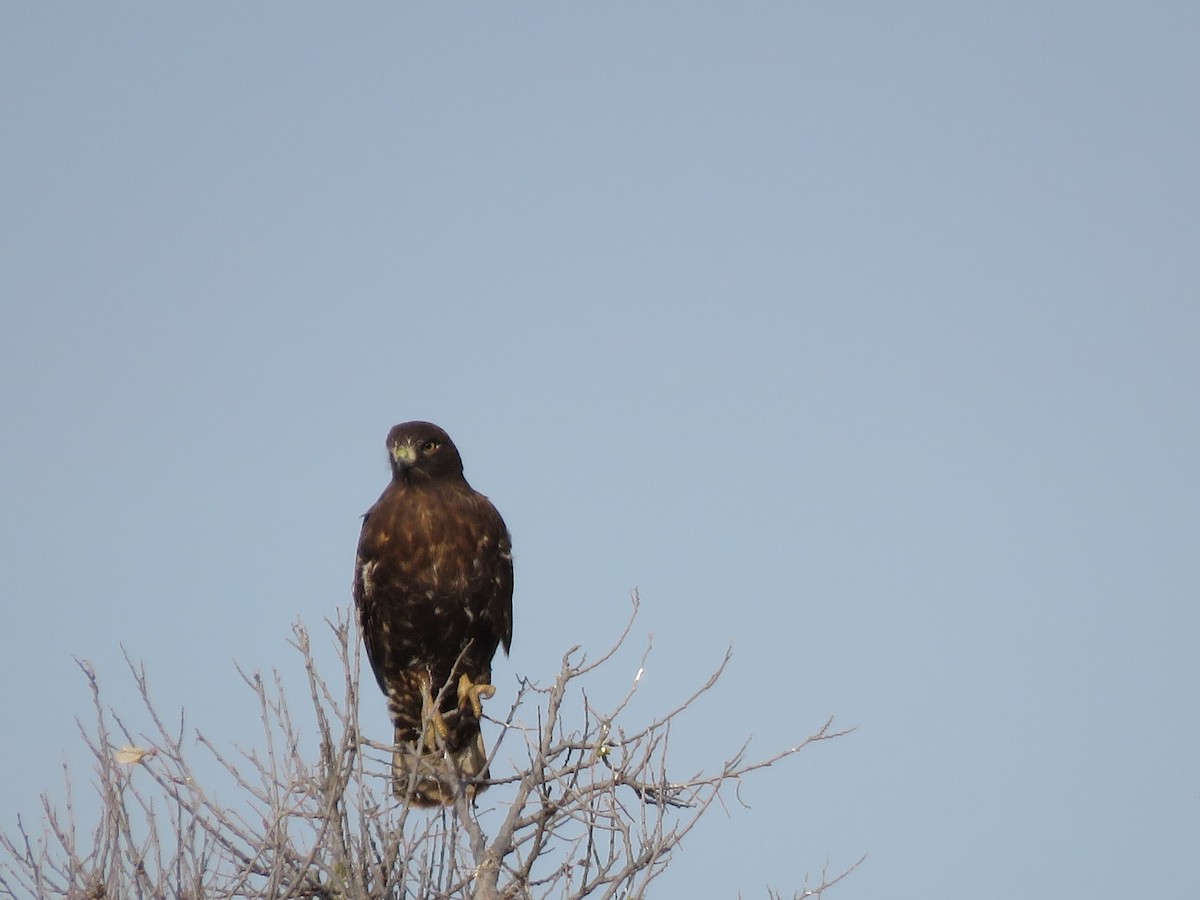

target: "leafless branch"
[1,591,859,899]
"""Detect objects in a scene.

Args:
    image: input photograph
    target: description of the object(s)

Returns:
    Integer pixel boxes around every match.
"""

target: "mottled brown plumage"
[353,421,513,806]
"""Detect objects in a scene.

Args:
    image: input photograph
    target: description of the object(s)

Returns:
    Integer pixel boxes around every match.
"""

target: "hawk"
[353,421,513,806]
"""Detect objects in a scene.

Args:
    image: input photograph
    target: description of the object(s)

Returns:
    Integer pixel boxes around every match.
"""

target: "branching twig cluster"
[0,594,859,899]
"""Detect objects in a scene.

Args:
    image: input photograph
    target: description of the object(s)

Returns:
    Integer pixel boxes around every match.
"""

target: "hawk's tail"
[391,721,491,807]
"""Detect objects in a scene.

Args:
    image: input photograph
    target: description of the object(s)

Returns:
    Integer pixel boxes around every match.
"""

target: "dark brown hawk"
[353,421,513,806]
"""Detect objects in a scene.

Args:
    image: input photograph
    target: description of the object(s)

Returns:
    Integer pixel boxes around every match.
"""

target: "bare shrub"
[0,594,860,899]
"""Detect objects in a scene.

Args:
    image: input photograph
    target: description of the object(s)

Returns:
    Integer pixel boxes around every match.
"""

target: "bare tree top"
[1,593,861,900]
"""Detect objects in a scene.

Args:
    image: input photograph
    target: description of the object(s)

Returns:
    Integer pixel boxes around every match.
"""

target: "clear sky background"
[2,4,1197,897]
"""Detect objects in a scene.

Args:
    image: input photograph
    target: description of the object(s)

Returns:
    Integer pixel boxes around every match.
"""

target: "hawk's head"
[385,421,465,485]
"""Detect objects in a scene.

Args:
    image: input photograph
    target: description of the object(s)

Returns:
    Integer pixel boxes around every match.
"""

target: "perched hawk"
[353,421,513,806]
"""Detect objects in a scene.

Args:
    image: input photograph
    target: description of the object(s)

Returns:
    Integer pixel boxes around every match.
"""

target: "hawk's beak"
[391,442,416,467]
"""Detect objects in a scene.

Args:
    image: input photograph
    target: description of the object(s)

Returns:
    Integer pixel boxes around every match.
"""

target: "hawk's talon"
[418,676,451,751]
[457,672,496,719]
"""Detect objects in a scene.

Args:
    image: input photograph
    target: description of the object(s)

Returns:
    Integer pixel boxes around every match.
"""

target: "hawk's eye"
[420,440,440,454]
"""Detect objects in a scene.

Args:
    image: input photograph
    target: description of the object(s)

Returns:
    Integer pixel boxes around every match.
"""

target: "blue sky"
[2,4,1197,897]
